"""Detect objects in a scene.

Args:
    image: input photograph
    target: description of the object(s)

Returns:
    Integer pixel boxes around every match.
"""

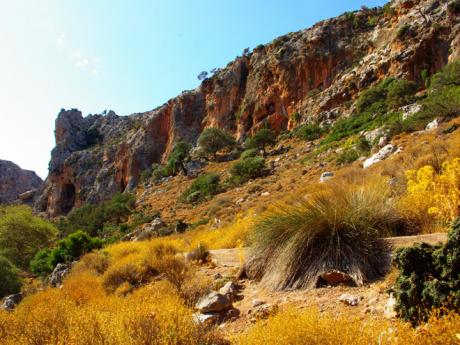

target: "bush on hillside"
[58,193,135,237]
[240,148,259,159]
[228,156,266,185]
[386,79,418,109]
[197,128,236,160]
[391,218,460,324]
[336,137,371,165]
[30,230,104,275]
[245,128,277,155]
[0,256,22,298]
[245,179,403,290]
[0,205,57,271]
[293,124,323,141]
[164,141,192,176]
[182,173,221,203]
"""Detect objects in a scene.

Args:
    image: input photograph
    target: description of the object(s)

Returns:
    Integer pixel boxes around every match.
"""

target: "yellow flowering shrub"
[402,158,460,230]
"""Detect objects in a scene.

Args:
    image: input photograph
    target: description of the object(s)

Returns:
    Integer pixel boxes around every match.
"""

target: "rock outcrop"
[0,160,42,204]
[37,0,460,216]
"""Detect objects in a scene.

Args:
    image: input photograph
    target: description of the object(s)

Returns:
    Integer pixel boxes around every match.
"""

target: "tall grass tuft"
[245,179,401,290]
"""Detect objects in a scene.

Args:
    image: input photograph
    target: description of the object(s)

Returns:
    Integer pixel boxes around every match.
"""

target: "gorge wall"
[0,160,43,204]
[36,0,460,216]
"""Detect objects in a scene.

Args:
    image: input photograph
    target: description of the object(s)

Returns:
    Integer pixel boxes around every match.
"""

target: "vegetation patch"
[293,123,324,141]
[391,218,460,324]
[245,179,403,290]
[182,173,221,203]
[197,127,236,160]
[0,256,22,298]
[227,156,266,186]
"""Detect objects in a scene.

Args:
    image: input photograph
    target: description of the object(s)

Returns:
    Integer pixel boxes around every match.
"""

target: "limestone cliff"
[0,160,43,204]
[36,0,460,216]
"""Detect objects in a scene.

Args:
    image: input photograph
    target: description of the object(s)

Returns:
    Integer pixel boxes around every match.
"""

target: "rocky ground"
[191,233,448,333]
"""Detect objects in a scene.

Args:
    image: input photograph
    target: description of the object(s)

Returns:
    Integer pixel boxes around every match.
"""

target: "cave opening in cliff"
[60,183,76,214]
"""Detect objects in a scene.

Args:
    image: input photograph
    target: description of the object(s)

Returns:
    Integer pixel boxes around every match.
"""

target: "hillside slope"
[0,160,42,204]
[36,0,460,216]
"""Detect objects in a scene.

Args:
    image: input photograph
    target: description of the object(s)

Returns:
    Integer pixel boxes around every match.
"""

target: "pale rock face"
[425,118,439,131]
[363,144,396,169]
[339,294,360,306]
[320,171,334,182]
[384,293,398,319]
[196,291,232,313]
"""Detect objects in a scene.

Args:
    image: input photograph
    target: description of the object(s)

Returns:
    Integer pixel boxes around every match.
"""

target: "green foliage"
[84,126,103,148]
[386,79,418,109]
[293,124,323,141]
[0,205,57,271]
[396,24,412,40]
[228,156,266,185]
[245,128,277,155]
[420,69,431,88]
[291,112,301,124]
[58,193,135,237]
[392,218,460,324]
[336,137,371,165]
[165,141,192,175]
[140,169,152,183]
[391,61,460,133]
[0,256,22,298]
[448,0,460,15]
[241,148,259,159]
[30,230,104,275]
[182,173,221,203]
[197,128,236,160]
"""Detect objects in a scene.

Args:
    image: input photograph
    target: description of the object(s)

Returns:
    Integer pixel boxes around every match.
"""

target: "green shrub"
[245,128,277,155]
[421,69,431,88]
[0,256,22,298]
[182,173,220,203]
[245,180,399,290]
[229,156,266,185]
[396,24,412,40]
[291,112,301,124]
[0,205,57,271]
[391,218,460,324]
[293,124,323,141]
[30,230,104,275]
[164,141,192,175]
[336,137,371,165]
[447,0,460,15]
[386,79,418,109]
[241,148,259,159]
[58,193,135,237]
[197,128,236,160]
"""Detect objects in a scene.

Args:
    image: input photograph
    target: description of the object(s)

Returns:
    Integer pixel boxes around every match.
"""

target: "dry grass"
[235,307,460,345]
[245,177,403,290]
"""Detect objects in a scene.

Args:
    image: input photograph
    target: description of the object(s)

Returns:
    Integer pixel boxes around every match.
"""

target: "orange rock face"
[36,0,460,216]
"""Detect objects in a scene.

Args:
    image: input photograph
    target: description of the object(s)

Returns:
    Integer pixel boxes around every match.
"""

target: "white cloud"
[56,33,65,46]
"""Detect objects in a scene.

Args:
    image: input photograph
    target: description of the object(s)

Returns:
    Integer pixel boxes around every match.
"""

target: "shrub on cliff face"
[0,205,57,271]
[293,124,324,141]
[0,256,22,298]
[245,128,277,155]
[182,173,221,203]
[30,230,103,275]
[391,218,460,324]
[197,128,236,160]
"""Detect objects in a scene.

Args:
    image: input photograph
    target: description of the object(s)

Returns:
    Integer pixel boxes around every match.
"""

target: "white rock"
[193,312,220,325]
[319,171,334,182]
[339,294,359,306]
[378,136,388,147]
[363,144,395,169]
[383,293,397,319]
[196,292,232,313]
[261,192,270,196]
[401,103,421,120]
[252,299,266,307]
[425,118,439,131]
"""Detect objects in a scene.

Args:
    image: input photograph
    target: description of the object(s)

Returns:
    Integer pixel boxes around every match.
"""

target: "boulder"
[363,144,395,169]
[1,293,23,311]
[339,294,360,306]
[18,189,37,201]
[319,171,334,182]
[425,118,439,131]
[218,281,237,302]
[49,262,72,287]
[196,291,232,313]
[252,299,266,307]
[193,312,220,325]
[401,103,421,120]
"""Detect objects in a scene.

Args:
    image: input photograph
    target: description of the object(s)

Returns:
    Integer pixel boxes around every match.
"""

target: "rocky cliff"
[0,160,43,204]
[36,0,460,216]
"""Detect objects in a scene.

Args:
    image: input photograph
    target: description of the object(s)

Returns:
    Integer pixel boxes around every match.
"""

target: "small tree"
[245,128,277,156]
[197,128,236,160]
[197,71,208,81]
[0,205,57,270]
[167,141,192,175]
[0,256,22,298]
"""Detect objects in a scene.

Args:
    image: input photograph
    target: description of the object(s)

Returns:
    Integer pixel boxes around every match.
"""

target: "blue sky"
[0,0,387,178]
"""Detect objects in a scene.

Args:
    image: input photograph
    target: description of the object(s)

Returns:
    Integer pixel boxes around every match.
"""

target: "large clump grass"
[245,178,402,290]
